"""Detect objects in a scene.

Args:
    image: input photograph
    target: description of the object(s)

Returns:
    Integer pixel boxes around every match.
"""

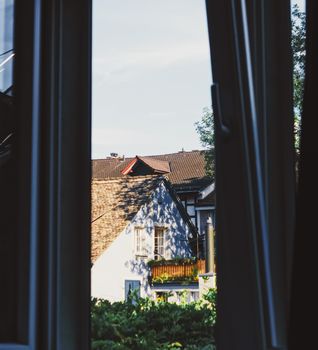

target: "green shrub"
[91,289,216,350]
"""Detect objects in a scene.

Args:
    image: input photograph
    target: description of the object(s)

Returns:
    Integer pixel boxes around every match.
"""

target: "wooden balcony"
[150,259,206,284]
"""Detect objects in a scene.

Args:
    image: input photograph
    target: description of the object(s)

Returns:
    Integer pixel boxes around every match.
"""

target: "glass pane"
[187,205,195,216]
[0,0,14,94]
[199,210,213,235]
[125,280,141,301]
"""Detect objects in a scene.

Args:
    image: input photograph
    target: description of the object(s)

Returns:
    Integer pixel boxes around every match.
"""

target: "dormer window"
[121,156,170,176]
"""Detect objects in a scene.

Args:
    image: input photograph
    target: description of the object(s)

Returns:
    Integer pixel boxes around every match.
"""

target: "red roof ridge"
[137,155,170,173]
[92,150,211,189]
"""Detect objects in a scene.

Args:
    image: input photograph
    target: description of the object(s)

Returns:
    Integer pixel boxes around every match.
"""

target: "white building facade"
[91,177,196,302]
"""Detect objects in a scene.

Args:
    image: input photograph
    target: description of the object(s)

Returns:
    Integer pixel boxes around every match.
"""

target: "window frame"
[206,0,294,348]
[134,226,147,257]
[0,0,43,346]
[1,0,309,348]
[124,280,141,301]
[153,226,166,260]
[0,0,92,349]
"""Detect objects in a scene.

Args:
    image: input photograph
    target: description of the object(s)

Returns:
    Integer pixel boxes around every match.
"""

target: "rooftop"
[91,175,162,262]
[92,150,212,192]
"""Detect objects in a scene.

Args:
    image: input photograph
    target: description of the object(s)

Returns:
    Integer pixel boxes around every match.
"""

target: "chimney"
[205,217,215,273]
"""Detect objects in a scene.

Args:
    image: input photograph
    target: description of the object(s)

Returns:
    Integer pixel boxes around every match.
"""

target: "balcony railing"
[149,259,206,284]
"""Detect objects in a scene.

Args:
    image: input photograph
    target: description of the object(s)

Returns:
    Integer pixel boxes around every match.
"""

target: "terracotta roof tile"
[92,150,212,191]
[91,176,162,263]
[137,156,170,173]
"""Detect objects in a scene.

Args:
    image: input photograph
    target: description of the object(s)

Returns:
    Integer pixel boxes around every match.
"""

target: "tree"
[194,107,215,178]
[195,4,305,174]
[291,4,306,153]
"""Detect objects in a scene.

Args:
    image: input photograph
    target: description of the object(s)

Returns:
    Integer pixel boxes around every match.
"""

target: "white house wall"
[91,181,193,302]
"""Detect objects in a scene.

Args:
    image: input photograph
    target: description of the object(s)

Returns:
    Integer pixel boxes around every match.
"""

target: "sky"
[92,0,305,159]
[92,0,212,159]
[0,0,14,92]
[292,0,305,11]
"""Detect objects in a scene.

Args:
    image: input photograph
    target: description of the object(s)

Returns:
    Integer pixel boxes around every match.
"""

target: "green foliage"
[152,273,171,284]
[195,7,305,170]
[291,4,306,154]
[194,107,215,178]
[147,257,198,268]
[200,288,217,325]
[91,289,216,350]
[291,4,306,113]
[151,273,199,285]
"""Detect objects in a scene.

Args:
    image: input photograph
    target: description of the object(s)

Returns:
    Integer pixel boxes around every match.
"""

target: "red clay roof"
[92,150,212,192]
[137,156,171,173]
[121,156,170,175]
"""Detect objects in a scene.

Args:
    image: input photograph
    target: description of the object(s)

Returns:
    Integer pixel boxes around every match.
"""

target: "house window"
[154,227,165,260]
[176,290,190,303]
[198,210,214,235]
[187,205,195,216]
[125,280,141,301]
[190,291,199,302]
[156,291,169,302]
[135,227,147,256]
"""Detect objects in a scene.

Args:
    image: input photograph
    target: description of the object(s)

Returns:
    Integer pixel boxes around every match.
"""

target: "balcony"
[148,258,206,285]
